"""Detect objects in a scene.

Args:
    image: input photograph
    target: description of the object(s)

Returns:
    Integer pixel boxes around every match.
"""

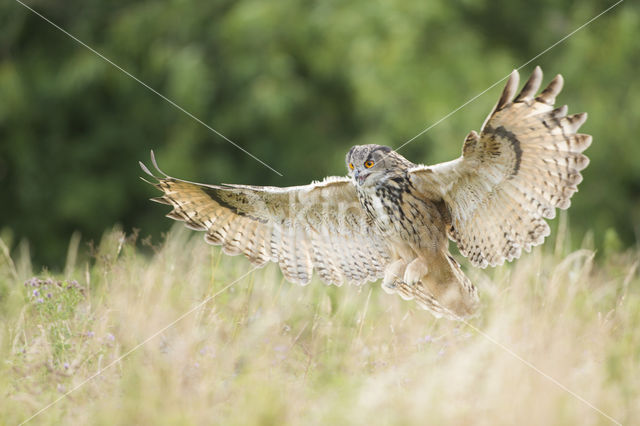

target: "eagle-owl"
[140,67,591,319]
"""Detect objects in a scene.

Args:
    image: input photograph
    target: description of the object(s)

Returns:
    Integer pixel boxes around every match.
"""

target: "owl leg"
[403,257,429,286]
[381,259,406,295]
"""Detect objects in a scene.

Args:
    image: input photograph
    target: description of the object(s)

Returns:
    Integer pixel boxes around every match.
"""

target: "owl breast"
[357,174,448,251]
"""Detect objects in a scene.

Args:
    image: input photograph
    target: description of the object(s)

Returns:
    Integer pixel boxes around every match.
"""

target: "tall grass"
[0,225,638,425]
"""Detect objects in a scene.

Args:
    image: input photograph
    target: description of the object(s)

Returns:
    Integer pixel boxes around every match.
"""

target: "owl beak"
[354,170,369,185]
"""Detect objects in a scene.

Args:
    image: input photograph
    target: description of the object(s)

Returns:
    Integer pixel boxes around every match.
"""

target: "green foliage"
[0,0,639,267]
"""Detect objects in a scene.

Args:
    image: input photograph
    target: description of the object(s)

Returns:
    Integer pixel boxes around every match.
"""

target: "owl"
[140,66,591,319]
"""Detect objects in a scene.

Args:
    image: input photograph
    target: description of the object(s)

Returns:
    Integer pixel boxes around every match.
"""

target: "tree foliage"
[1,0,638,267]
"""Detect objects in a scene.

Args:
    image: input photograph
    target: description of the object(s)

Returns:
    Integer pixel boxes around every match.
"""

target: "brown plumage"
[140,66,591,319]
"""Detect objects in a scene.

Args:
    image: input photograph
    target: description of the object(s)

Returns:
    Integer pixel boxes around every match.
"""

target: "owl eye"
[349,163,354,170]
[364,160,374,168]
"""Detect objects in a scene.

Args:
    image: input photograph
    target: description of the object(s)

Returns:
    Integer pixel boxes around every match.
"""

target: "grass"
[0,224,638,425]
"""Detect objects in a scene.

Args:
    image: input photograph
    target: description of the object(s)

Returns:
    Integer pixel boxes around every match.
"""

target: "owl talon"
[404,258,429,286]
[381,280,397,294]
[396,282,415,300]
[382,259,406,294]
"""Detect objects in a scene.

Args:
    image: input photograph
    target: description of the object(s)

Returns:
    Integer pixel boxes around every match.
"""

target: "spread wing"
[140,153,390,285]
[410,66,591,267]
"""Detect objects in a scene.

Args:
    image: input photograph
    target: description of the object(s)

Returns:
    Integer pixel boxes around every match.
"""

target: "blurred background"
[0,0,638,268]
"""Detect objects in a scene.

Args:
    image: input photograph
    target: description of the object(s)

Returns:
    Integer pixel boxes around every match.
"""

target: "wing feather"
[410,66,590,267]
[141,153,390,285]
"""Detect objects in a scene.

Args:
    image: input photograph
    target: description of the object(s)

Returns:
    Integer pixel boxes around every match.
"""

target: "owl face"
[346,144,394,187]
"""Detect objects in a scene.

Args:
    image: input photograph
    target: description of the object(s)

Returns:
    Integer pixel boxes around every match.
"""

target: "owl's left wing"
[409,67,591,267]
[140,153,390,285]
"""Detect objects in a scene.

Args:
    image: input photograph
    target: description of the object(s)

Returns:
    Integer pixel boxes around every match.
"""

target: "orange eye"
[364,160,374,168]
[349,163,354,170]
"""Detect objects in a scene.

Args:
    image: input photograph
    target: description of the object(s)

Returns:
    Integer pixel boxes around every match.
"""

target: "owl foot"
[381,260,406,294]
[403,258,429,286]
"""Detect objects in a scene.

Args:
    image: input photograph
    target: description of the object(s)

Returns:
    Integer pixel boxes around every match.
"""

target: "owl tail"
[393,253,479,320]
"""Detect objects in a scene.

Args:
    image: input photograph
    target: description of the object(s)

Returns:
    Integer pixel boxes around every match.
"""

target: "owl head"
[346,144,411,186]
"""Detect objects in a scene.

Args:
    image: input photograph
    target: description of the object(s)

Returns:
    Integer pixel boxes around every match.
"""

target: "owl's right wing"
[409,67,591,268]
[140,153,390,286]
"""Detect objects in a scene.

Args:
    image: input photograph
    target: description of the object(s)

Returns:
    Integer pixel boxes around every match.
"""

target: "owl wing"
[140,153,390,285]
[409,66,591,267]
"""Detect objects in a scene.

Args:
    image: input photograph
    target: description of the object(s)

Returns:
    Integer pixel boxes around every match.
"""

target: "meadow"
[2,1,638,424]
[0,223,638,425]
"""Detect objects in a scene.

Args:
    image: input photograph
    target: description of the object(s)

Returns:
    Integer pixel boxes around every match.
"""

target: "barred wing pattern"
[410,66,591,268]
[140,154,391,285]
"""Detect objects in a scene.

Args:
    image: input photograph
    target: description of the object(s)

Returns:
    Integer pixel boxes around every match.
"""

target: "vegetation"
[1,226,638,424]
[1,0,638,423]
[1,0,639,267]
